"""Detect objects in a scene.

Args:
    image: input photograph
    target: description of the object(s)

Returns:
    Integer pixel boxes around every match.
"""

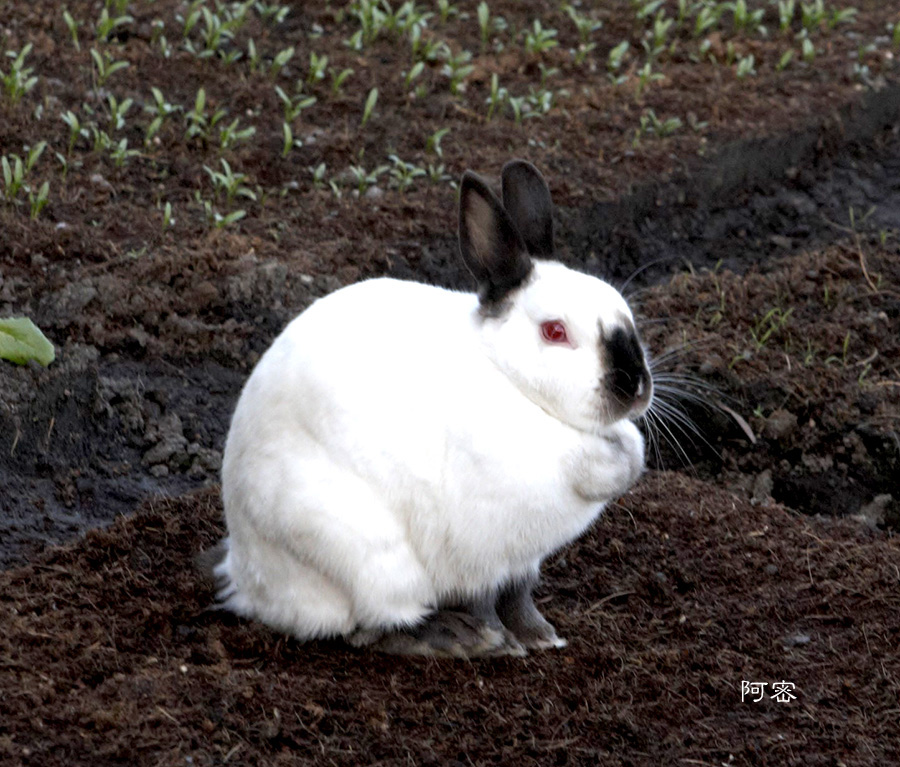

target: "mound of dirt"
[2,472,898,766]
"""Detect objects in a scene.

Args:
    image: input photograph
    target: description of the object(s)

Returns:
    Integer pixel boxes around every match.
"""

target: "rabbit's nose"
[604,328,646,397]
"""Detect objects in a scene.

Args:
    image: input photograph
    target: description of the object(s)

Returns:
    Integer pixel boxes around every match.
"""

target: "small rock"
[149,464,169,478]
[782,632,811,647]
[762,409,797,441]
[751,469,774,506]
[364,185,384,199]
[90,173,115,193]
[854,494,893,529]
[764,564,779,576]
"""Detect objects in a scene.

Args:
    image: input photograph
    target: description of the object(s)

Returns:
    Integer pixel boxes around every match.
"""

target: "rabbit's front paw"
[571,420,645,503]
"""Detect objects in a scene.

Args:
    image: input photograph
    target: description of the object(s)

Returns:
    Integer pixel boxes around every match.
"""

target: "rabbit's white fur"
[216,162,649,643]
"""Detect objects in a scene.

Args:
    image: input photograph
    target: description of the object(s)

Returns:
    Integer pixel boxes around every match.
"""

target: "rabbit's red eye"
[540,320,569,345]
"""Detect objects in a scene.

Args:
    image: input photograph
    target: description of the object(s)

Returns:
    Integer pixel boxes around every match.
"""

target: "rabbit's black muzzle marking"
[604,327,652,415]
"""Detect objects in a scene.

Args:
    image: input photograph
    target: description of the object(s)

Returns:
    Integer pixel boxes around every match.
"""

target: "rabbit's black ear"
[501,160,554,258]
[458,170,533,306]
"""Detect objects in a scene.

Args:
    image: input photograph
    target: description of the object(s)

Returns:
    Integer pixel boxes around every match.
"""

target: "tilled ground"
[1,1,900,764]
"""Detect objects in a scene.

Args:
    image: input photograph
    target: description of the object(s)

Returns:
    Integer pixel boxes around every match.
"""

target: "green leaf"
[0,317,55,366]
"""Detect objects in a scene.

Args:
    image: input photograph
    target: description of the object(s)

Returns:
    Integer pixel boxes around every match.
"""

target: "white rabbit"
[213,160,652,657]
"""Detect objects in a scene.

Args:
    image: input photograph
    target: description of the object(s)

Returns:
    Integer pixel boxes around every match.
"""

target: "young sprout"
[729,0,765,35]
[95,7,133,43]
[404,61,425,91]
[426,127,450,158]
[563,4,602,44]
[29,180,50,219]
[107,94,133,131]
[218,118,256,151]
[388,155,426,192]
[329,66,354,96]
[184,87,227,142]
[307,52,328,86]
[361,87,378,128]
[348,162,388,195]
[776,48,794,71]
[778,0,796,33]
[90,47,130,87]
[523,20,558,55]
[255,1,290,25]
[204,158,257,207]
[638,108,682,138]
[436,0,459,24]
[269,46,295,78]
[144,86,181,144]
[485,72,508,120]
[161,200,174,231]
[607,40,630,84]
[735,53,756,78]
[275,86,316,122]
[281,122,303,158]
[62,9,82,51]
[635,60,664,96]
[1,44,39,104]
[110,137,140,167]
[441,49,474,95]
[477,2,491,52]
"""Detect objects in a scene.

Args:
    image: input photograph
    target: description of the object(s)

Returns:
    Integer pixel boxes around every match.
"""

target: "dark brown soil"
[1,0,900,764]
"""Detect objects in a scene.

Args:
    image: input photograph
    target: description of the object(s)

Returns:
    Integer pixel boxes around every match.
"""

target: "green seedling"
[635,60,664,96]
[361,87,378,127]
[329,66,353,96]
[507,95,527,125]
[307,52,328,86]
[184,87,226,142]
[62,9,82,51]
[161,200,174,231]
[694,5,722,37]
[0,317,55,367]
[269,46,295,78]
[150,19,165,46]
[255,1,290,25]
[607,40,630,84]
[110,137,139,167]
[310,162,328,189]
[388,155,426,191]
[281,122,303,157]
[776,48,794,70]
[90,47,129,87]
[485,73,508,119]
[778,0,796,32]
[564,4,602,44]
[28,180,50,218]
[735,53,756,78]
[801,35,815,62]
[477,2,491,51]
[61,110,84,153]
[218,118,256,151]
[275,86,316,122]
[144,86,181,144]
[404,61,425,91]
[729,0,765,34]
[436,0,458,24]
[196,191,247,229]
[204,158,256,207]
[634,0,665,20]
[638,109,682,138]
[523,20,558,55]
[348,162,388,195]
[96,7,133,42]
[750,307,793,351]
[426,127,450,157]
[441,49,474,95]
[107,94,133,131]
[1,44,39,104]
